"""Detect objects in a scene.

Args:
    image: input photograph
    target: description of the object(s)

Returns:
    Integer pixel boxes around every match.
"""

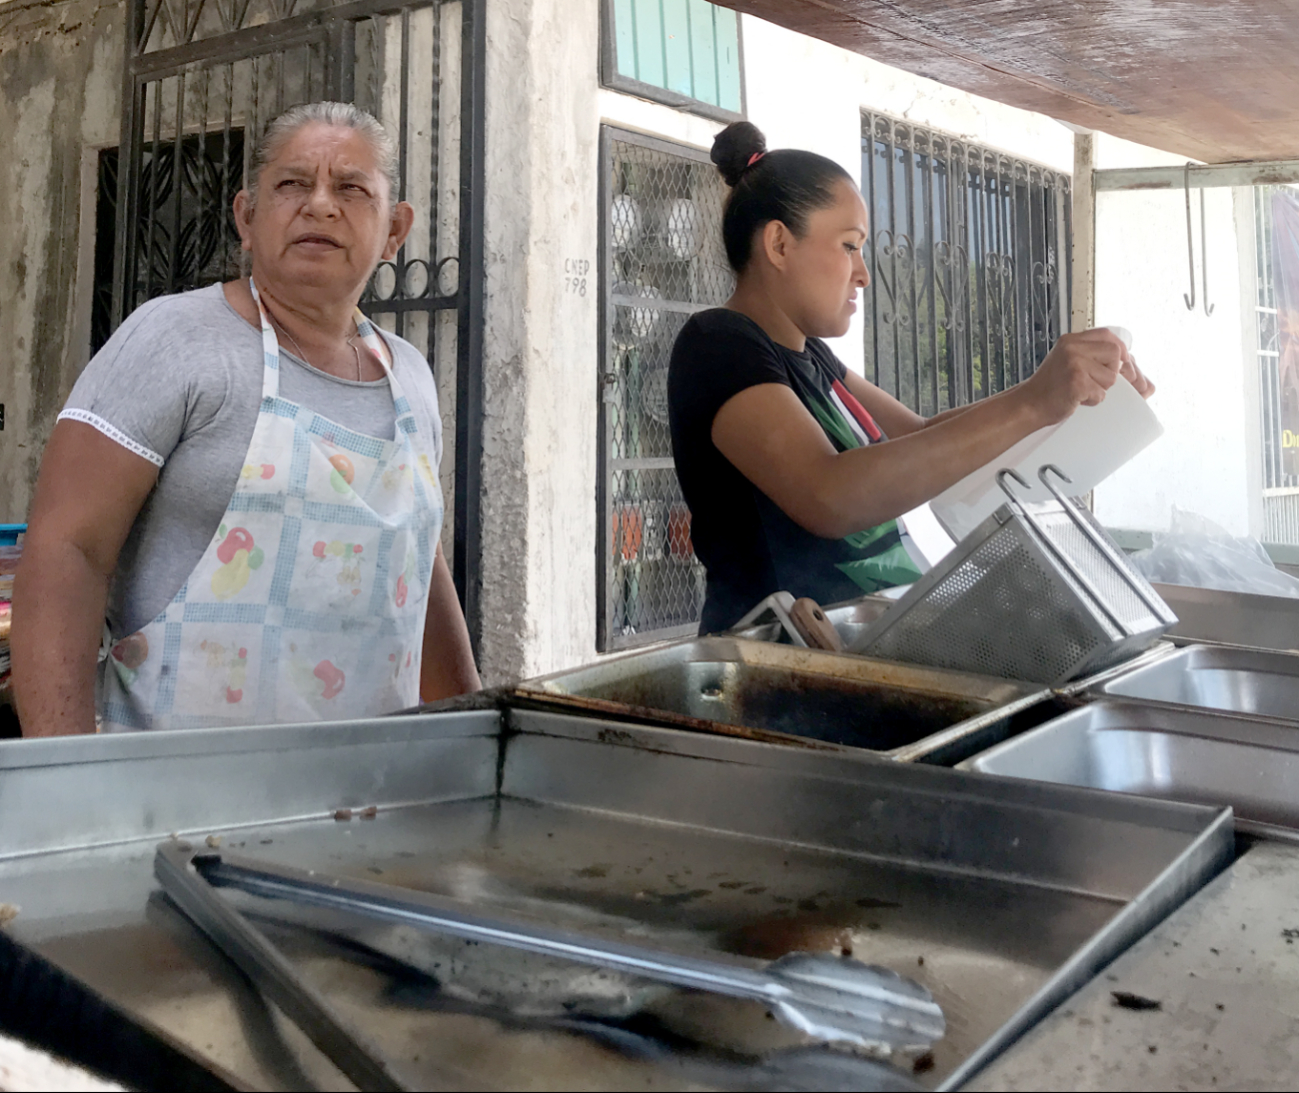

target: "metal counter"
[0,709,1230,1090]
[970,838,1299,1091]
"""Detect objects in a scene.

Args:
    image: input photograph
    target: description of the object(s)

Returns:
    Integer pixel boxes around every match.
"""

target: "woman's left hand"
[1120,352,1156,399]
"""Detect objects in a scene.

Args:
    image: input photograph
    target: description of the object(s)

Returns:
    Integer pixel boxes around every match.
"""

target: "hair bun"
[711,121,767,188]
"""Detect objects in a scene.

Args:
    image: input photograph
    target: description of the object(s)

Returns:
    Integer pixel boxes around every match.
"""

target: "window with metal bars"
[597,127,734,651]
[92,131,246,354]
[861,112,1072,417]
[600,0,743,122]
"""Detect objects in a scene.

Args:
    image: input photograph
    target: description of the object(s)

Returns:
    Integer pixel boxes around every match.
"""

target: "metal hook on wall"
[1183,162,1196,311]
[1200,186,1215,316]
[1181,161,1215,316]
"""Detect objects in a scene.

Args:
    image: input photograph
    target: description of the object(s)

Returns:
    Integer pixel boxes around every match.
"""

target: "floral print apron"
[100,279,442,731]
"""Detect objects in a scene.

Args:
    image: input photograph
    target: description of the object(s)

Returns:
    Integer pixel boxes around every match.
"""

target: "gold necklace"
[270,310,362,381]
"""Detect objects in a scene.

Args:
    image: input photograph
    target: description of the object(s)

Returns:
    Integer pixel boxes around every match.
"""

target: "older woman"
[13,101,479,734]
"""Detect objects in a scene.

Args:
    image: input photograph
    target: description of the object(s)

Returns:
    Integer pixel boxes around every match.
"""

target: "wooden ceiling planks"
[714,0,1299,163]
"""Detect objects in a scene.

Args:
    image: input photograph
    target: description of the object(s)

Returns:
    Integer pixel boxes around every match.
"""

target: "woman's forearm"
[811,385,1045,536]
[921,385,1019,429]
[714,329,1127,540]
[419,546,481,702]
[12,543,109,737]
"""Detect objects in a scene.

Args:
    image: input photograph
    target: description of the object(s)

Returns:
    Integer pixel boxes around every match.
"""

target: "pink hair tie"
[746,151,766,168]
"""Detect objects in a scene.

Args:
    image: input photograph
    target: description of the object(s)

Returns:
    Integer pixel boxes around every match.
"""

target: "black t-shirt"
[668,309,921,633]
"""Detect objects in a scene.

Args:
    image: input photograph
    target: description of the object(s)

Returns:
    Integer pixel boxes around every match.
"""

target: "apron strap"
[352,309,420,434]
[249,278,283,403]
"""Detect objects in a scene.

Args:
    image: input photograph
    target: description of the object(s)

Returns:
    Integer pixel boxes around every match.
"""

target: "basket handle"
[993,467,1130,634]
[1036,465,1172,621]
[995,467,1032,510]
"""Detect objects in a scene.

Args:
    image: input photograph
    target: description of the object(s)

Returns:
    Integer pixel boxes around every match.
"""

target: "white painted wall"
[1091,133,1257,536]
[477,3,1081,683]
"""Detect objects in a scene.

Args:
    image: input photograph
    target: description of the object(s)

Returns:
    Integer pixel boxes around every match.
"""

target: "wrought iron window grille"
[93,131,246,354]
[597,127,734,651]
[861,112,1072,417]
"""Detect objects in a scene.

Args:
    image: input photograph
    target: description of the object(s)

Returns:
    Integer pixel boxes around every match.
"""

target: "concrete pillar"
[475,0,602,683]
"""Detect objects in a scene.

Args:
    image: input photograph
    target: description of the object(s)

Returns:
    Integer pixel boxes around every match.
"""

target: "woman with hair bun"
[668,120,1153,634]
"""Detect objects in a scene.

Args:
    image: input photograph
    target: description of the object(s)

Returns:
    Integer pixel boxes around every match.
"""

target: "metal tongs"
[156,842,944,1090]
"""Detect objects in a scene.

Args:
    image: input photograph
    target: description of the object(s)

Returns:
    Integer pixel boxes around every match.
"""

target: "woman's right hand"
[1021,328,1129,426]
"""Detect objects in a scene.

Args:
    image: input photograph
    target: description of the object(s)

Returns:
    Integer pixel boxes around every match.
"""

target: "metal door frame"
[111,0,487,649]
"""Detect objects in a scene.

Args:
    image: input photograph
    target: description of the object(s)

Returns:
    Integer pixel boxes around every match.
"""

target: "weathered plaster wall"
[474,0,602,684]
[0,0,122,521]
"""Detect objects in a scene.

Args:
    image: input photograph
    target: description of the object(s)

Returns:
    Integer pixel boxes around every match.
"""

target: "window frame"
[599,0,747,124]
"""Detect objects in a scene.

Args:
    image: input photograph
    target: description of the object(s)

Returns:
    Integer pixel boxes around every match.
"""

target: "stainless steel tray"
[1153,582,1299,654]
[0,711,1230,1091]
[1092,644,1299,722]
[516,636,1051,764]
[960,698,1299,840]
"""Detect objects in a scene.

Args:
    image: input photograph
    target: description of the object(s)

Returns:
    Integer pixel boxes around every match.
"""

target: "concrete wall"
[0,0,122,522]
[1091,132,1258,537]
[474,0,603,684]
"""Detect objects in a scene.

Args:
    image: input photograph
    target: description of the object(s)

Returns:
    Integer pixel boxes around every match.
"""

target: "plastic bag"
[1130,508,1299,599]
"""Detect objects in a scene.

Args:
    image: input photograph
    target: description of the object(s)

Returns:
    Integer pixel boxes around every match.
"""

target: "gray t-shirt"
[62,283,443,638]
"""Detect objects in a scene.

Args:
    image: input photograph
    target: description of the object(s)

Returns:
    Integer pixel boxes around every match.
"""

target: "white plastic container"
[929,329,1162,543]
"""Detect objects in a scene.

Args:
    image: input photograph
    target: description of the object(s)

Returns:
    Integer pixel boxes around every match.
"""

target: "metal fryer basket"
[850,465,1177,685]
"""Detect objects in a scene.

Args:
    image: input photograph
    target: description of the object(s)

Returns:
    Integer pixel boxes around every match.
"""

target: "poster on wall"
[1269,190,1299,479]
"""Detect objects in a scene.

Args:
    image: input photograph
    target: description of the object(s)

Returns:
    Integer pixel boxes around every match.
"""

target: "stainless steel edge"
[155,843,416,1093]
[503,708,1230,903]
[885,690,1051,764]
[0,711,501,861]
[0,710,499,770]
[1053,641,1179,697]
[1154,582,1299,653]
[938,805,1235,1090]
[504,706,888,772]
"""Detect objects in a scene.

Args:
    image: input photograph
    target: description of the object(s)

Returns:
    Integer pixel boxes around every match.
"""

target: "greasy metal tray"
[1091,644,1299,723]
[517,636,1050,764]
[0,711,1230,1091]
[960,699,1299,841]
